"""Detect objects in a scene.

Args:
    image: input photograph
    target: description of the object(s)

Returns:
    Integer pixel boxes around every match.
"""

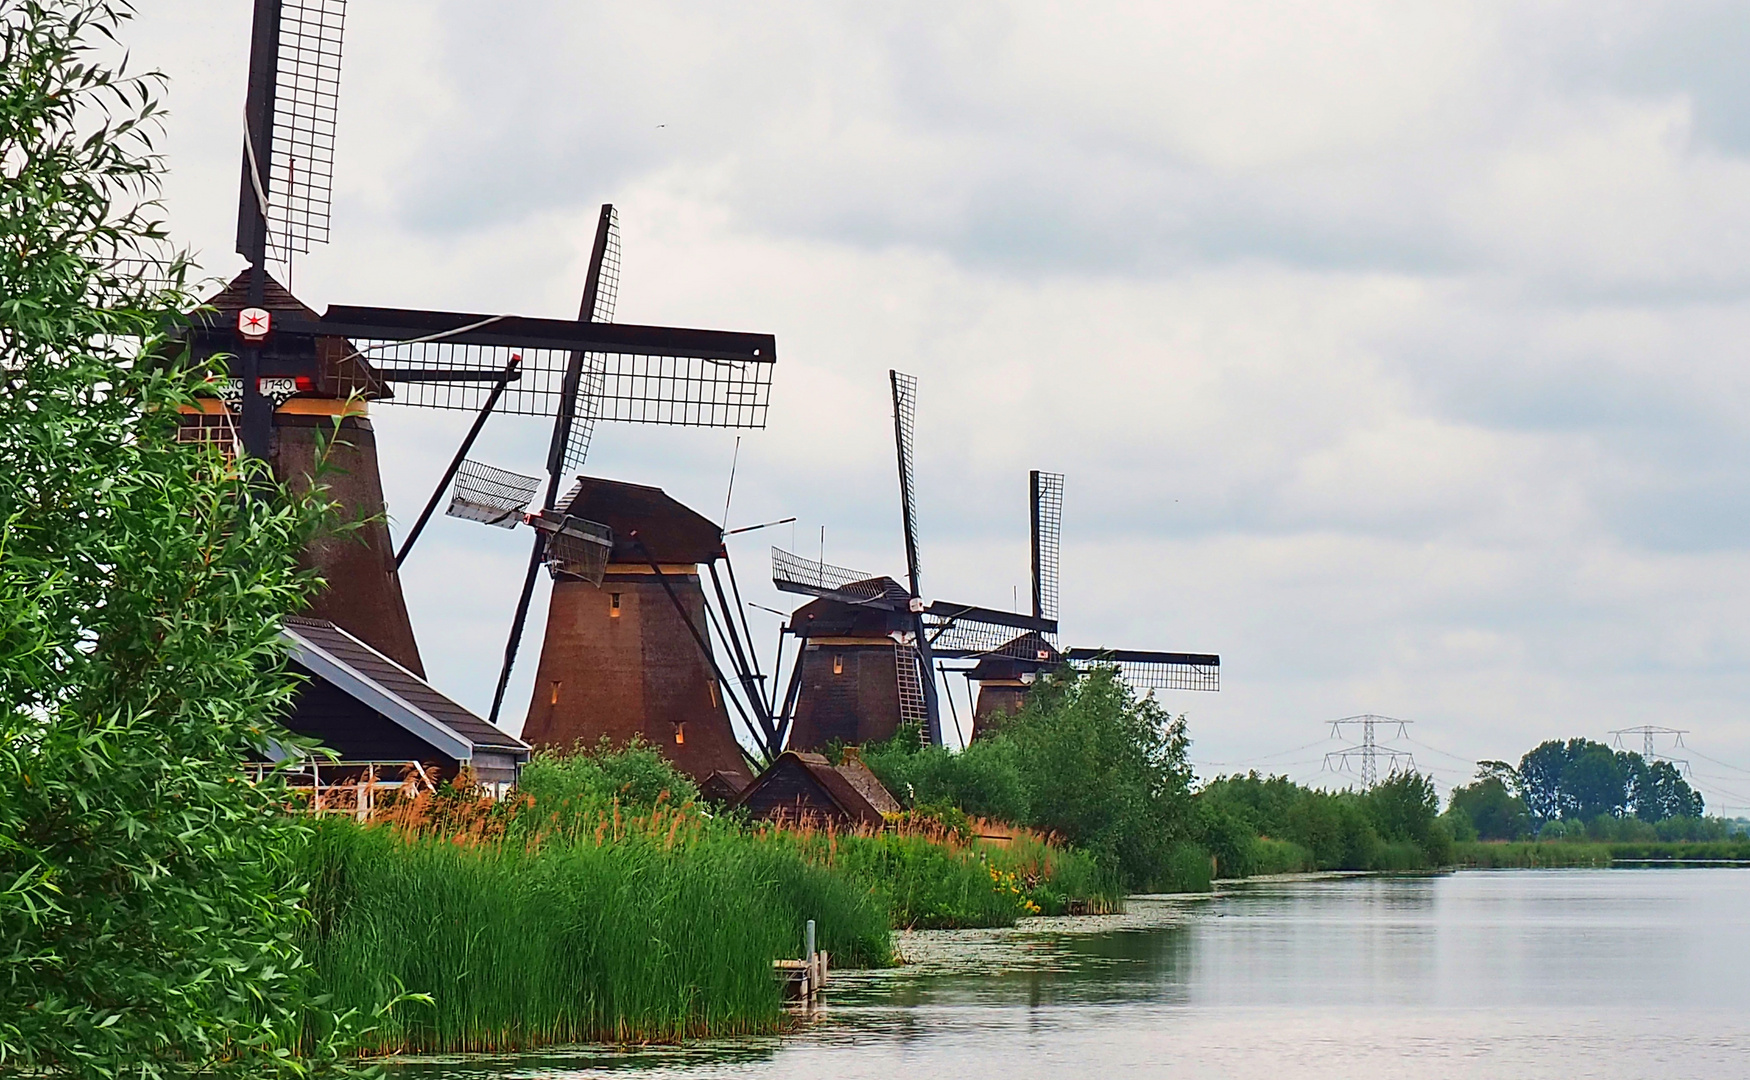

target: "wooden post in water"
[806,919,818,993]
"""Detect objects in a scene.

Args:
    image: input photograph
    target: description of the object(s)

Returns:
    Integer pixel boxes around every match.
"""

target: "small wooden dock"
[776,918,829,1000]
[774,951,830,999]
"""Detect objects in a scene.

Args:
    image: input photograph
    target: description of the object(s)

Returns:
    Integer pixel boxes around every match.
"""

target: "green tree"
[1627,758,1704,823]
[997,668,1197,890]
[1562,744,1628,820]
[863,668,1198,890]
[0,2,363,1073]
[1518,738,1628,824]
[1364,771,1452,863]
[1516,738,1702,828]
[1445,770,1531,840]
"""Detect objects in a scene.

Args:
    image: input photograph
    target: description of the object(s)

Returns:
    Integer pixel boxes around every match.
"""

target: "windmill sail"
[281,306,775,425]
[770,548,898,605]
[1030,470,1063,629]
[1064,648,1220,692]
[924,602,1057,659]
[237,0,346,260]
[890,370,921,594]
[445,459,540,527]
[533,515,614,585]
[559,204,623,473]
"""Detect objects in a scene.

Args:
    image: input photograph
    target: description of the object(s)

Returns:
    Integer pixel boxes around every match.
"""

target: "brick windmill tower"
[518,478,754,783]
[183,0,777,688]
[771,372,1055,750]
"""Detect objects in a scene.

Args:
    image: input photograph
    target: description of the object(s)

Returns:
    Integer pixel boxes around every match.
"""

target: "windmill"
[772,371,1056,750]
[961,470,1220,738]
[410,210,785,779]
[181,1,778,695]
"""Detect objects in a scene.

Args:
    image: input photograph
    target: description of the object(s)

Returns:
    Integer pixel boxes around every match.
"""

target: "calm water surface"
[390,870,1750,1079]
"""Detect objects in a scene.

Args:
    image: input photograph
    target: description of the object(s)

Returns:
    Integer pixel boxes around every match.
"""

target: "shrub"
[865,669,1199,892]
[0,2,366,1073]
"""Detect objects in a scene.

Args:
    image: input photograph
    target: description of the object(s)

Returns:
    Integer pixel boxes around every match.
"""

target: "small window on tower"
[833,654,844,675]
[674,723,686,745]
[549,681,561,705]
[610,592,622,618]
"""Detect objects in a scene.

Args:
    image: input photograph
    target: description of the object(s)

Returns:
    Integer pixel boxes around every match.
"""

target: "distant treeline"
[1441,737,1723,843]
[862,675,1743,882]
[1452,838,1750,868]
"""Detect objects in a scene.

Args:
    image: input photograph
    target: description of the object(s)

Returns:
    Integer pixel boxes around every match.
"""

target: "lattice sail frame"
[926,617,1025,658]
[1030,470,1063,630]
[351,341,773,427]
[542,517,613,585]
[891,370,921,588]
[270,0,345,255]
[446,459,540,527]
[770,547,898,604]
[562,205,623,472]
[926,619,1056,661]
[1066,650,1221,693]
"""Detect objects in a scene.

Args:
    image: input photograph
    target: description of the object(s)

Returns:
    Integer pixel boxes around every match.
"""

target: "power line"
[1687,748,1750,777]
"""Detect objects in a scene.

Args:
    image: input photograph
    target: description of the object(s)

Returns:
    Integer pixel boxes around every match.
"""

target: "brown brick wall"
[521,572,746,783]
[786,642,903,750]
[274,415,424,677]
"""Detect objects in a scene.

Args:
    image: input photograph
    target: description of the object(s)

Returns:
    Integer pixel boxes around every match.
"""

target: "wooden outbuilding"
[734,751,900,828]
[274,616,529,785]
[699,769,752,806]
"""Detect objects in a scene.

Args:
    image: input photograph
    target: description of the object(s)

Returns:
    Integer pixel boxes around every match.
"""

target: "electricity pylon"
[1324,714,1415,788]
[1609,726,1691,776]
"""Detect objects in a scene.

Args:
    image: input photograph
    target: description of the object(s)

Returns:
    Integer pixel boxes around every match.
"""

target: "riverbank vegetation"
[863,669,1207,892]
[861,670,1459,884]
[296,741,1115,1052]
[1194,771,1454,875]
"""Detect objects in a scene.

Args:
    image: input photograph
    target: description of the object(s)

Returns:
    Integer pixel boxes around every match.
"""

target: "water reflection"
[389,870,1750,1079]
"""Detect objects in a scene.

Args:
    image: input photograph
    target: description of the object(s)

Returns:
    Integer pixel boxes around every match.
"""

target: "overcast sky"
[130,1,1750,808]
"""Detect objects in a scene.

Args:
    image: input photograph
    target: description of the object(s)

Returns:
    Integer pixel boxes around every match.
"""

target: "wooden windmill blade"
[1062,648,1221,693]
[278,307,777,425]
[438,460,615,586]
[890,371,922,596]
[446,459,542,528]
[921,602,1058,659]
[552,203,623,477]
[1030,470,1064,630]
[769,548,906,608]
[886,370,943,741]
[237,0,347,264]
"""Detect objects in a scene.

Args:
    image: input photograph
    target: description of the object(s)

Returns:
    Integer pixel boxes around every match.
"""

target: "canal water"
[390,869,1750,1078]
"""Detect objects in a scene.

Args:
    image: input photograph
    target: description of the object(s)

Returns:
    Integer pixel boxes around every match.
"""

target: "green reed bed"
[1452,841,1612,868]
[1454,838,1750,869]
[299,809,889,1054]
[760,820,1117,929]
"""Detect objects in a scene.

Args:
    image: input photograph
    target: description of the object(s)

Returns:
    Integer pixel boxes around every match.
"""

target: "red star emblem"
[237,306,271,341]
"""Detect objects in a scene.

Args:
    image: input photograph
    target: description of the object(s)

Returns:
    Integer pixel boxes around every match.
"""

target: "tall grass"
[751,815,1119,928]
[296,747,1119,1053]
[299,796,891,1053]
